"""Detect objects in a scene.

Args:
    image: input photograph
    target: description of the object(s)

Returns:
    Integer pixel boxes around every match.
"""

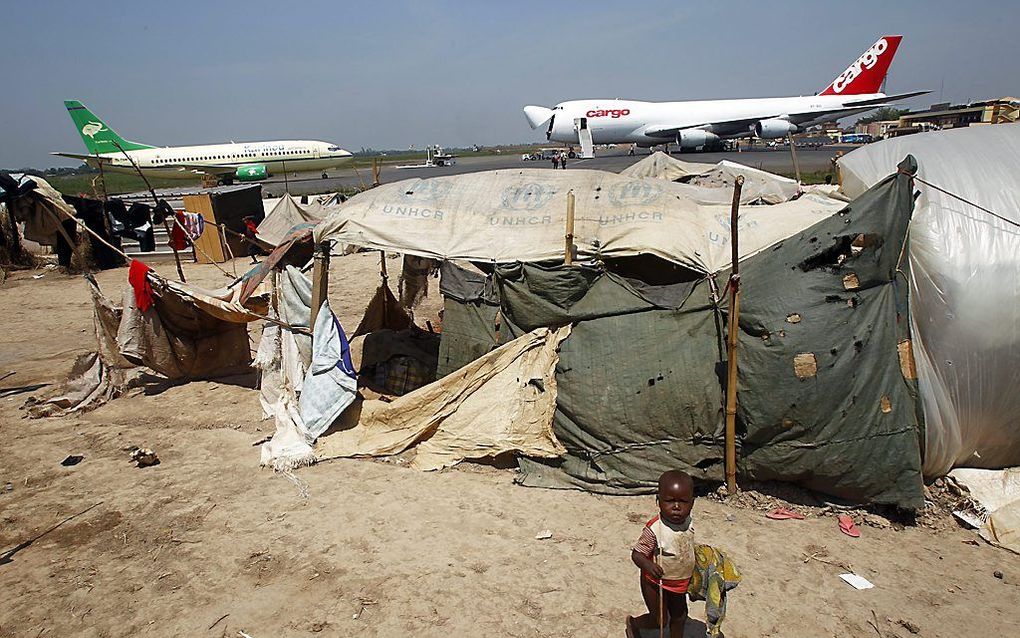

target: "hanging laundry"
[127,259,154,312]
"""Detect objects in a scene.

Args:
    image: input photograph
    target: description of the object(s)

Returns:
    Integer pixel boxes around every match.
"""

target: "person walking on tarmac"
[560,153,567,169]
[551,154,559,170]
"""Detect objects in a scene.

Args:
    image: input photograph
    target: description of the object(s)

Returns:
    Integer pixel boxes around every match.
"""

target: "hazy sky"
[2,0,1016,168]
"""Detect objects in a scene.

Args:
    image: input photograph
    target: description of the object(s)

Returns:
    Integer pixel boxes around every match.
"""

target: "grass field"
[48,172,200,196]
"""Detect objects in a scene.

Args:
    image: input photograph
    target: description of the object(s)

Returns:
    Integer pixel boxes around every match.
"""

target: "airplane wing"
[842,90,931,108]
[52,151,99,161]
[641,90,929,139]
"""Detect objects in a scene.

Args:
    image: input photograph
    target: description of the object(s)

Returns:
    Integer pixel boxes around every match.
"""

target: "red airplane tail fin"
[820,35,902,96]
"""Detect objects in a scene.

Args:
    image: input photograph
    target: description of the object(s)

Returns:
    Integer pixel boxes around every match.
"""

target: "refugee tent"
[311,162,924,508]
[838,124,1020,476]
[620,152,802,204]
[256,194,328,248]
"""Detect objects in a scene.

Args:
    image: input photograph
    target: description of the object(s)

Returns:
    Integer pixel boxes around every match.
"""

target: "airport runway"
[257,145,850,198]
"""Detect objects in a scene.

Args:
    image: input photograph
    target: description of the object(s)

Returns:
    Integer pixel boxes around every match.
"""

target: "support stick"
[379,250,388,325]
[725,175,745,495]
[282,160,290,194]
[657,550,665,638]
[787,134,802,184]
[564,190,575,265]
[309,241,330,336]
[372,157,381,187]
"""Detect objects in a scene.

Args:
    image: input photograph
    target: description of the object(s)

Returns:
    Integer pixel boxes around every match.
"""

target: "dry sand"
[1,256,1018,638]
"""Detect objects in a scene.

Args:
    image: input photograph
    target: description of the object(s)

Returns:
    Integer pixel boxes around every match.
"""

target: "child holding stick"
[627,470,696,638]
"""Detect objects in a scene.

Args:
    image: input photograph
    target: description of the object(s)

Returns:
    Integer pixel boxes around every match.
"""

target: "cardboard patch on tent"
[880,395,892,413]
[793,353,817,379]
[842,273,860,290]
[898,339,917,380]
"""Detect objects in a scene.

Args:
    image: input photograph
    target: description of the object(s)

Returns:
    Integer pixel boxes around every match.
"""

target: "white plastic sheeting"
[621,152,801,204]
[839,124,1020,476]
[314,168,845,274]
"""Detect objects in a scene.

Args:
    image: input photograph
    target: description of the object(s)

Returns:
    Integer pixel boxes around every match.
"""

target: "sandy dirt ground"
[1,255,1018,638]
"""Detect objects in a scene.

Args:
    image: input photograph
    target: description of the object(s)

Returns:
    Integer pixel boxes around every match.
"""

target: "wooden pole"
[724,175,745,495]
[787,133,802,184]
[282,160,290,194]
[309,241,330,335]
[564,190,575,265]
[111,142,187,282]
[310,241,330,308]
[372,157,381,187]
[379,250,388,325]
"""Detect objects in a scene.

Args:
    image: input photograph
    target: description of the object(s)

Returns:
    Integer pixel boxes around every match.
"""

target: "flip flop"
[838,514,861,538]
[766,507,805,520]
[625,615,638,638]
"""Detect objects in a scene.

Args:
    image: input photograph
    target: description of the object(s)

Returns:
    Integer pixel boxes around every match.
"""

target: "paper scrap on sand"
[839,573,874,590]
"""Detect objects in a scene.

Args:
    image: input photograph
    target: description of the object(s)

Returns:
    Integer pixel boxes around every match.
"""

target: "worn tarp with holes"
[734,157,924,508]
[436,158,924,508]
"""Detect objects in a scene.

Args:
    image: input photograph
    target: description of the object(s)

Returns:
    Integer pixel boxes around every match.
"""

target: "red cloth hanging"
[128,259,155,312]
[169,210,189,250]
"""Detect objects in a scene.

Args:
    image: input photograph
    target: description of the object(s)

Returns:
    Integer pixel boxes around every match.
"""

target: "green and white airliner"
[53,100,353,183]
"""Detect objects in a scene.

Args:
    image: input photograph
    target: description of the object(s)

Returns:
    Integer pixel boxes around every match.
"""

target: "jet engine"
[236,165,269,181]
[753,118,798,139]
[676,129,720,149]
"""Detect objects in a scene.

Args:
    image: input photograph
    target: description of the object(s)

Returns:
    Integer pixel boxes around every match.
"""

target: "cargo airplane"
[53,100,353,183]
[524,36,927,156]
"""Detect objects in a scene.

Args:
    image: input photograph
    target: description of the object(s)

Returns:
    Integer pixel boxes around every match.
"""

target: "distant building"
[854,120,901,138]
[887,97,1019,137]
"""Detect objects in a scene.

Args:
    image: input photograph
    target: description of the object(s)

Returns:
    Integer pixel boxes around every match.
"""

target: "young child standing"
[627,470,696,638]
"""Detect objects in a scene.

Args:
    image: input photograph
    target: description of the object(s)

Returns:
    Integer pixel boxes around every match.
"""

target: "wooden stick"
[724,175,745,495]
[787,134,802,184]
[309,241,330,335]
[564,190,575,265]
[372,157,381,187]
[657,549,665,638]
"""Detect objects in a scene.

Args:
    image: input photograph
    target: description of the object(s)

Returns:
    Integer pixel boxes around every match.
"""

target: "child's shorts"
[643,572,690,594]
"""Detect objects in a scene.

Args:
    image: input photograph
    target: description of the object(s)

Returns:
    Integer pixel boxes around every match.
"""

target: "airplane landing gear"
[321,172,329,179]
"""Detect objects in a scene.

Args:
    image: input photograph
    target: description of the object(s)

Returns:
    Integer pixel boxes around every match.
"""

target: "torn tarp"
[315,326,570,471]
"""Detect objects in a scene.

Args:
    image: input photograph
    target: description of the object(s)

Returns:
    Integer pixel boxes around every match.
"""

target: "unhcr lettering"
[597,211,663,226]
[382,204,445,220]
[487,215,553,226]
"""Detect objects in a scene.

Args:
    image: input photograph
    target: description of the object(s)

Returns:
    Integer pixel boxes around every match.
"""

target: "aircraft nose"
[523,105,554,130]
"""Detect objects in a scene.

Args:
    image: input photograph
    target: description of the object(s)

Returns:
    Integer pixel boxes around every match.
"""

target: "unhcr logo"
[607,180,662,206]
[500,182,554,211]
[404,179,452,201]
[381,204,445,221]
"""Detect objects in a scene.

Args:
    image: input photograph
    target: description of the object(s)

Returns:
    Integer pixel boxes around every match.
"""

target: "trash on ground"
[129,447,160,468]
[839,573,874,590]
[60,454,84,467]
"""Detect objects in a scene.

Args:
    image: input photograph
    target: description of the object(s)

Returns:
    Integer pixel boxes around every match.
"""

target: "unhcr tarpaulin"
[314,168,844,273]
[437,160,924,508]
[620,152,801,204]
[316,326,569,471]
[839,124,1020,476]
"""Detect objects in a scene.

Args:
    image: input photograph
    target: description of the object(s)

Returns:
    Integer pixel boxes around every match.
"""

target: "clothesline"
[912,175,1020,230]
[48,204,311,336]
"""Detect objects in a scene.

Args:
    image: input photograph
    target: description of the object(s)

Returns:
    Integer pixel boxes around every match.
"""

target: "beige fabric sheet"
[316,326,570,470]
[313,168,843,274]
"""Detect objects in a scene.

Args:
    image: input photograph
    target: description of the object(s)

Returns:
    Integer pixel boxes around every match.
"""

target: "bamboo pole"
[309,241,330,335]
[564,190,575,265]
[372,157,381,187]
[787,134,802,184]
[724,175,745,495]
[111,142,187,282]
